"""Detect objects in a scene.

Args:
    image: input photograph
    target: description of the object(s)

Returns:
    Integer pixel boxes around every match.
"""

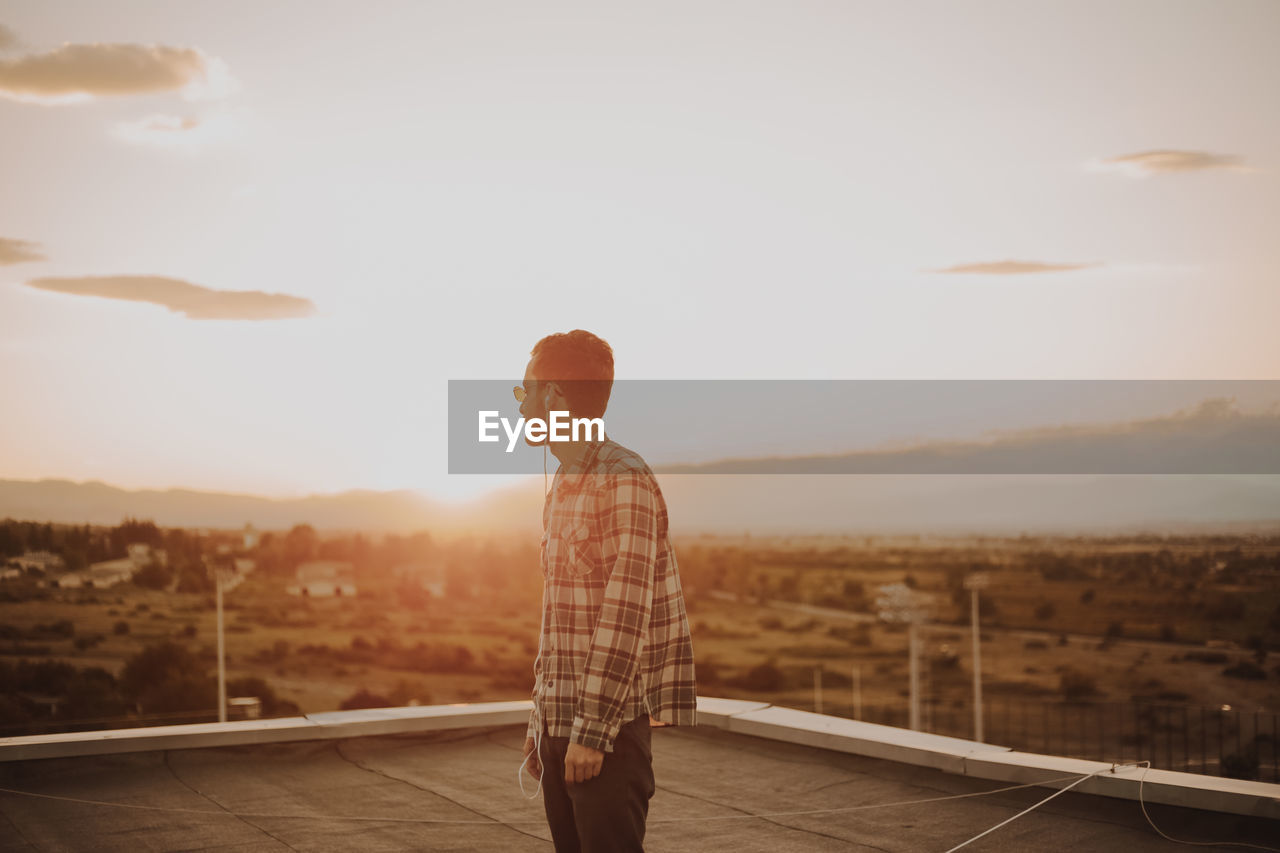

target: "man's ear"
[543,382,561,411]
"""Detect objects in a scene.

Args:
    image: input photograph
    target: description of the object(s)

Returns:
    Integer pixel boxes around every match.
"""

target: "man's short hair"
[530,330,614,419]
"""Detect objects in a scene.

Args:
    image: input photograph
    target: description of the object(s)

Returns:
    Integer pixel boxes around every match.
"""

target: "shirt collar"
[553,438,608,494]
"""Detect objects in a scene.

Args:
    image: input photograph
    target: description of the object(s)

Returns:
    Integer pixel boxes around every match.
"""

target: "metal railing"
[810,697,1279,783]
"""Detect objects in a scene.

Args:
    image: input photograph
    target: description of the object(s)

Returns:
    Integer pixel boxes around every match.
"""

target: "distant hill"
[0,478,460,533]
[1,474,1278,537]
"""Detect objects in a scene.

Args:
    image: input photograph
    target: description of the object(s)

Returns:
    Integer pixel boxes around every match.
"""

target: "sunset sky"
[2,0,1278,502]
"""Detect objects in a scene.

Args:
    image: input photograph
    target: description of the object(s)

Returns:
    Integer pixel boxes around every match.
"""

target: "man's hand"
[564,742,604,783]
[522,737,542,780]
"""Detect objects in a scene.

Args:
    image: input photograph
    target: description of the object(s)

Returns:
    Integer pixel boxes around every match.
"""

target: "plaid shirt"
[526,437,697,753]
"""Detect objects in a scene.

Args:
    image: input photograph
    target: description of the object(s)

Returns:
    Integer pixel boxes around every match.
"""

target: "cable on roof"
[942,761,1280,853]
[1133,762,1280,853]
[942,762,1131,852]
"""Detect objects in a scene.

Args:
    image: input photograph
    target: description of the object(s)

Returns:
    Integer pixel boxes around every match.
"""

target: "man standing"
[517,330,697,853]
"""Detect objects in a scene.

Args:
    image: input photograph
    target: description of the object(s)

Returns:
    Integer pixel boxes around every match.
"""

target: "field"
[3,526,1278,778]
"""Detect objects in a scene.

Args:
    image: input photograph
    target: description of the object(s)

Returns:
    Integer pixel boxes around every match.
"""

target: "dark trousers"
[538,714,656,853]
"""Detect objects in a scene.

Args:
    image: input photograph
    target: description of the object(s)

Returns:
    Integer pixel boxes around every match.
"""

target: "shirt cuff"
[570,714,620,753]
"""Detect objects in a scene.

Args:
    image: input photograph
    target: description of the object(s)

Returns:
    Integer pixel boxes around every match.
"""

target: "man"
[517,330,697,853]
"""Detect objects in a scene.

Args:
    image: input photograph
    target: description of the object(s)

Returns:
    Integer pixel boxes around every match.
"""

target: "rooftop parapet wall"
[2,696,1276,820]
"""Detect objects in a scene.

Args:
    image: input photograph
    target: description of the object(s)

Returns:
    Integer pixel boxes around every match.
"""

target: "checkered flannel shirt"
[526,437,698,753]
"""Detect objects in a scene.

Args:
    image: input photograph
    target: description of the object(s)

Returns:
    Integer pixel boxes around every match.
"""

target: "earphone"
[519,428,554,798]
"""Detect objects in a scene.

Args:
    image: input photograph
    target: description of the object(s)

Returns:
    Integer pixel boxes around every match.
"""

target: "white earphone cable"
[516,444,552,799]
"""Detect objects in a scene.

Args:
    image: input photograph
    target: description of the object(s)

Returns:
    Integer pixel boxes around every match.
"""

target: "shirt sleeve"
[570,471,659,753]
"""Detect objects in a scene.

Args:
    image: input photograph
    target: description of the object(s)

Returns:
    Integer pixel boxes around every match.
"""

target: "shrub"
[113,621,130,635]
[1222,749,1259,780]
[733,661,785,692]
[132,562,172,590]
[340,688,392,710]
[1033,602,1056,621]
[1223,661,1266,681]
[1184,651,1229,664]
[1059,668,1099,700]
[120,642,215,713]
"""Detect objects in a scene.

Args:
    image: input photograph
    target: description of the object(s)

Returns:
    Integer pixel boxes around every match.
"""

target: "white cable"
[1134,761,1280,853]
[943,762,1140,853]
[516,717,543,799]
[516,445,552,800]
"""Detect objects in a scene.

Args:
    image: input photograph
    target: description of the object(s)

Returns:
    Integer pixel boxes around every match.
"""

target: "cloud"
[0,42,235,104]
[0,24,20,52]
[0,237,46,265]
[111,112,239,149]
[1089,150,1249,177]
[932,260,1101,275]
[25,275,315,320]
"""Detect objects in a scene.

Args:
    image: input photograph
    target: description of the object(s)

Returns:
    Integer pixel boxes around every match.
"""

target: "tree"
[283,524,319,570]
[132,562,172,590]
[340,688,392,710]
[1059,668,1099,700]
[120,642,215,714]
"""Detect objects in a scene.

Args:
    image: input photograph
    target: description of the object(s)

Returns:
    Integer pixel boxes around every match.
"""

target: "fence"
[812,695,1279,783]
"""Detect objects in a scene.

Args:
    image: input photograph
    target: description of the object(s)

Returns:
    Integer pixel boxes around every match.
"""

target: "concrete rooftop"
[2,707,1278,852]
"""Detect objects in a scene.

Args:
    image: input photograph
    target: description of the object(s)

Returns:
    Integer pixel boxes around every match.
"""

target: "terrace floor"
[1,721,1275,852]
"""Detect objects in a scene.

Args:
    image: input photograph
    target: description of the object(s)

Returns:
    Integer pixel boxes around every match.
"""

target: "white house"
[286,560,357,598]
[127,543,167,568]
[13,551,64,573]
[55,573,84,589]
[87,558,137,589]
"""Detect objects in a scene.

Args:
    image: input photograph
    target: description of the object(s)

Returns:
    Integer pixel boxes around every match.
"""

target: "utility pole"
[908,620,921,730]
[207,553,236,724]
[965,573,990,742]
[216,570,226,723]
[876,582,932,732]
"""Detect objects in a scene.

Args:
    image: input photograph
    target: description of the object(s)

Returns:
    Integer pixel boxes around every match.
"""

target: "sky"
[1,0,1278,502]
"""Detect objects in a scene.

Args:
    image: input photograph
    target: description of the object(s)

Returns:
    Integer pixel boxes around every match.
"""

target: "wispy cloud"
[0,42,235,104]
[25,275,315,320]
[111,112,239,149]
[0,237,46,265]
[1088,149,1250,177]
[0,24,20,52]
[932,260,1101,275]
